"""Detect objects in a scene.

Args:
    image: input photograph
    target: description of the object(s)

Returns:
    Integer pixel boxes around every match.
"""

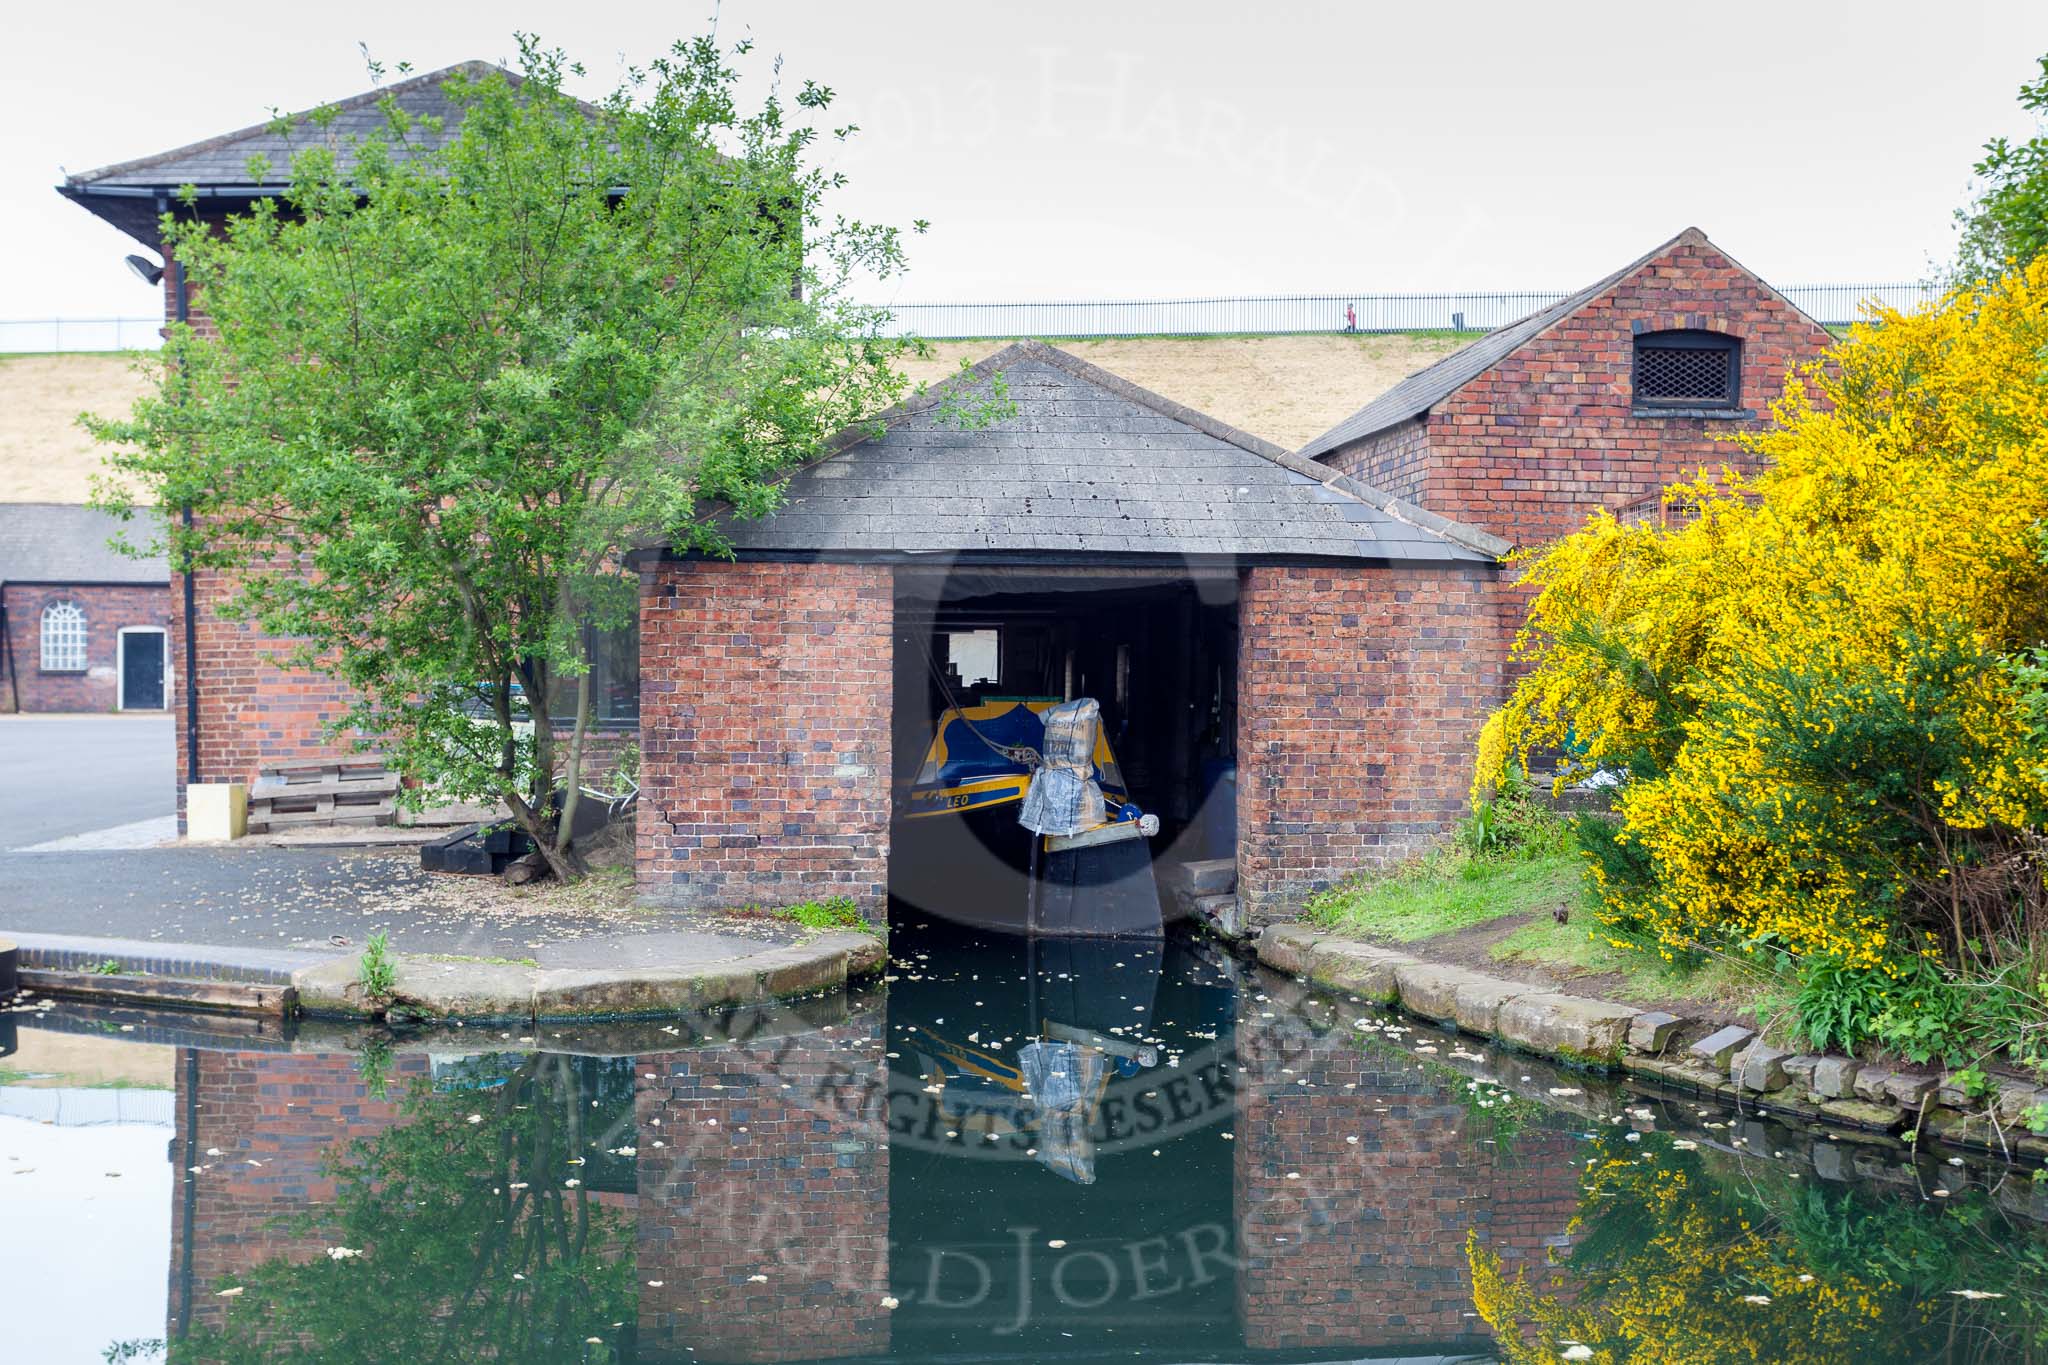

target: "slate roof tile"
[0,504,167,584]
[707,344,1507,564]
[64,62,516,191]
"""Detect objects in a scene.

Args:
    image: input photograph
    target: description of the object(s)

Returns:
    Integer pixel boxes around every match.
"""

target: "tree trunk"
[513,655,583,885]
[555,667,592,866]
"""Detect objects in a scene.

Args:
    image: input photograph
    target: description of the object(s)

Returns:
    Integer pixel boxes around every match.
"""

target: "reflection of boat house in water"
[634,341,1510,930]
[135,966,1590,1362]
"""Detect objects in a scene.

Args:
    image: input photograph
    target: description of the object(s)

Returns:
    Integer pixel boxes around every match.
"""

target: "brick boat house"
[631,341,1509,925]
[59,62,1834,925]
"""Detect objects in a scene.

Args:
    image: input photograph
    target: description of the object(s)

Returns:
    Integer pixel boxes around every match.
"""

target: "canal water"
[2,917,2044,1363]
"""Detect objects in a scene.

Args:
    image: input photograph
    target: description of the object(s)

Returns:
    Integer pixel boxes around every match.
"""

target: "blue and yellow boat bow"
[903,698,1130,820]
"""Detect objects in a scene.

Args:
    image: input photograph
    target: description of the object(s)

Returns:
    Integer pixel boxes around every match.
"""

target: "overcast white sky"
[5,0,2046,319]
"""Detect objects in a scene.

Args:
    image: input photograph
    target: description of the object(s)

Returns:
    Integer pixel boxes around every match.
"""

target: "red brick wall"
[637,559,893,915]
[635,1018,890,1363]
[1232,994,1578,1352]
[167,1050,425,1338]
[1236,562,1509,926]
[1338,415,1432,506]
[168,563,366,818]
[0,581,171,713]
[1325,236,1835,552]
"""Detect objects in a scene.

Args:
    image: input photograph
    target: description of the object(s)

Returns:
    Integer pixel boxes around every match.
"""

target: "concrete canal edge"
[1254,921,2048,1164]
[2,930,886,1024]
[289,930,889,1022]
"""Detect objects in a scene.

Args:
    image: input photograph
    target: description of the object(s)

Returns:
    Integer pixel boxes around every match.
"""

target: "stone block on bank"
[1393,962,1498,1024]
[1852,1067,1897,1104]
[1452,977,1531,1035]
[1305,940,1409,1003]
[1189,894,1244,940]
[1734,1043,1792,1093]
[1255,923,1323,976]
[1166,858,1238,898]
[1495,993,1639,1066]
[1882,1072,1938,1109]
[1782,1054,1822,1090]
[1811,1056,1862,1100]
[1688,1024,1755,1071]
[1995,1083,2048,1129]
[1627,1010,1684,1054]
[1817,1098,1906,1132]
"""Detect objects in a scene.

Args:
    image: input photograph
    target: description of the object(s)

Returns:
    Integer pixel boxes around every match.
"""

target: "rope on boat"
[916,630,1043,770]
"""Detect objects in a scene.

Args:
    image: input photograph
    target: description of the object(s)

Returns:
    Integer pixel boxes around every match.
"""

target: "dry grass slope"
[0,333,1473,503]
[0,352,153,504]
[895,333,1470,453]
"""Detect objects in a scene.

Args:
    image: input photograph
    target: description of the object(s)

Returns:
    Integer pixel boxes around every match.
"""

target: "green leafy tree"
[171,1053,640,1363]
[95,37,956,879]
[1957,53,2048,282]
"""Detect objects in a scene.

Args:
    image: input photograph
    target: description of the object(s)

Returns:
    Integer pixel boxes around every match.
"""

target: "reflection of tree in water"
[1469,1127,2048,1364]
[173,1053,638,1364]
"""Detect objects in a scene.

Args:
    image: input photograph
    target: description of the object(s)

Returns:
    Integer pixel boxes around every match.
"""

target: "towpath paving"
[0,845,797,968]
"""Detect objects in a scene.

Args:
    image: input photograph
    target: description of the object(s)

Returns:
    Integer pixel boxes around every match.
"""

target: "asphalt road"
[0,714,174,849]
[0,845,798,961]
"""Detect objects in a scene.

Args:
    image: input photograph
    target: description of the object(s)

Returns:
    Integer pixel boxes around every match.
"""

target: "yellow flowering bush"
[1479,260,2048,1043]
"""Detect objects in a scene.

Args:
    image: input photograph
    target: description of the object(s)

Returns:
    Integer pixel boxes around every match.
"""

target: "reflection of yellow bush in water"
[1467,1152,1891,1364]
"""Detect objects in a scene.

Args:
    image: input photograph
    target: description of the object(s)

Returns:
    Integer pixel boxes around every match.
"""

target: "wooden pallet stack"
[246,759,399,834]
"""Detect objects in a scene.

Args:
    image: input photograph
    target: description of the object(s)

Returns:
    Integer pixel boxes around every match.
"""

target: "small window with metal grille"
[1633,330,1741,411]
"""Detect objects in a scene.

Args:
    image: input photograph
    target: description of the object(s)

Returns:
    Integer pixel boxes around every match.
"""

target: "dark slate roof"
[64,61,508,192]
[0,504,167,584]
[59,63,528,245]
[1298,228,1708,460]
[706,343,1507,564]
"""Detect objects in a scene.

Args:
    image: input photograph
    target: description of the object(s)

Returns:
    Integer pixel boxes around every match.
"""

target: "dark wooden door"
[122,631,165,710]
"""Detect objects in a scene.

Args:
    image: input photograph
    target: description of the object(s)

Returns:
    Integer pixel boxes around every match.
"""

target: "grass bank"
[1301,826,1789,1025]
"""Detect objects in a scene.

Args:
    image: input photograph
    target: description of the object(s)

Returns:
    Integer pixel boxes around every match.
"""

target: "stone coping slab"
[296,928,885,1021]
[1253,920,2048,1163]
[3,927,884,1022]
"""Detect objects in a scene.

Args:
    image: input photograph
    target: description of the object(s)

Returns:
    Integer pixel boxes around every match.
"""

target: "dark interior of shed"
[889,568,1238,919]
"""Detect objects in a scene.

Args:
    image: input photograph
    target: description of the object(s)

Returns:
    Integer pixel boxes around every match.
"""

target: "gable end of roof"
[1297,226,1825,461]
[62,60,516,191]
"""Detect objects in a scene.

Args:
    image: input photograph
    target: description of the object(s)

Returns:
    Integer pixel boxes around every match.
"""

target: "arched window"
[40,600,88,671]
[1633,329,1742,412]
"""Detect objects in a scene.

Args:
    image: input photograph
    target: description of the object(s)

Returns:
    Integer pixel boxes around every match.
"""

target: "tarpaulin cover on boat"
[1018,698,1108,836]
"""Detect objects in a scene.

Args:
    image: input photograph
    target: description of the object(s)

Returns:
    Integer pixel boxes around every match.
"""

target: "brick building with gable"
[1298,226,1836,549]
